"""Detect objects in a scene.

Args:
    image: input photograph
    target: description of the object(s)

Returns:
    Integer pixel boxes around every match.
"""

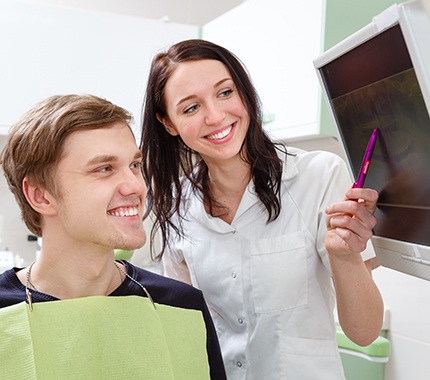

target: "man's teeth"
[107,207,139,217]
[207,126,232,140]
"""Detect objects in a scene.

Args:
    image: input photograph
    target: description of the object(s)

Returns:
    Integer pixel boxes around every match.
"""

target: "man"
[0,94,226,379]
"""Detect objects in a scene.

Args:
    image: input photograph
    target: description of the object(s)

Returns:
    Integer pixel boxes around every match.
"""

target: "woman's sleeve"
[162,249,193,285]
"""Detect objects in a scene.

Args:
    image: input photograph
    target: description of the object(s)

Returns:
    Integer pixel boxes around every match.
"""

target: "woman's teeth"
[206,126,232,140]
[107,207,139,217]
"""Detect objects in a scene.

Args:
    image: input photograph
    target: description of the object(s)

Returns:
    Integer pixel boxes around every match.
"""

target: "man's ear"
[22,177,57,216]
[156,114,179,136]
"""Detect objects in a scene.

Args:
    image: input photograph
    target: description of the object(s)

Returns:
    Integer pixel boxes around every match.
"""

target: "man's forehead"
[59,124,139,165]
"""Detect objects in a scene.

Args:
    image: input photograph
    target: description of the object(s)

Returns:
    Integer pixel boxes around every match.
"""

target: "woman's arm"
[325,187,384,346]
[163,253,193,285]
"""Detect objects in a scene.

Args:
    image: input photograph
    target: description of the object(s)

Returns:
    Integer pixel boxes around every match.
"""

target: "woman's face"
[161,59,250,165]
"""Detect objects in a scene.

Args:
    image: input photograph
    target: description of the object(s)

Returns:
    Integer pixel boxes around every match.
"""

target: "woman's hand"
[325,188,378,255]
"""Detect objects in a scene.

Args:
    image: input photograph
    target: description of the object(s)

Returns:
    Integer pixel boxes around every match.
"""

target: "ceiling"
[65,0,247,26]
[140,0,246,26]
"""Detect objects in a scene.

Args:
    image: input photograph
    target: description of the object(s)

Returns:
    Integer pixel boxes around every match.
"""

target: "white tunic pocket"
[250,231,308,313]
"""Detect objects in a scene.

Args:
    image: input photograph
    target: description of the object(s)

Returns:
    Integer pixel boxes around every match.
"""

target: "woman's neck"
[205,159,251,224]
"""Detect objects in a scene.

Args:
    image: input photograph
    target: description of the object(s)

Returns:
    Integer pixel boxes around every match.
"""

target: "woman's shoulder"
[284,145,344,164]
[281,146,347,180]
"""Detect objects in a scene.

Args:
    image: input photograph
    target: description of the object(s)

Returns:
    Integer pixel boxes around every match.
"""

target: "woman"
[141,39,383,380]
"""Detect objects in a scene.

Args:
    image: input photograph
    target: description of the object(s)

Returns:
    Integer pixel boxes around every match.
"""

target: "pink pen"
[352,128,378,188]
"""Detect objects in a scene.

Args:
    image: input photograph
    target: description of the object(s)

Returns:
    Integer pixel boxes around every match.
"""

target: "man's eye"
[99,166,112,173]
[130,162,142,170]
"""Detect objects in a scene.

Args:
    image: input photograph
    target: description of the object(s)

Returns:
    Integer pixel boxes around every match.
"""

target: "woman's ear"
[156,114,179,136]
[22,177,57,216]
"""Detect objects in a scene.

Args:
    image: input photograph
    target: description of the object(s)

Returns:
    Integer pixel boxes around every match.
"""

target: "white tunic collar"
[187,148,301,231]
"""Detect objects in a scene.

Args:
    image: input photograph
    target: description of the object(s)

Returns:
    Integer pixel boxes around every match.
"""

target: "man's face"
[49,122,147,252]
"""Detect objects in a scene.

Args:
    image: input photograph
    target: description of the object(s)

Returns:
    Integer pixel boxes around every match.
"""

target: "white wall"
[0,0,198,265]
[0,0,197,136]
[202,0,324,140]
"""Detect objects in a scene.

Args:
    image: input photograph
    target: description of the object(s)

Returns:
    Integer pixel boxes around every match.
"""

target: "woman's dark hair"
[141,39,285,260]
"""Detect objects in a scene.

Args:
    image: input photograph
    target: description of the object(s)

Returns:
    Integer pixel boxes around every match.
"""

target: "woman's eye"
[219,89,233,97]
[184,104,199,114]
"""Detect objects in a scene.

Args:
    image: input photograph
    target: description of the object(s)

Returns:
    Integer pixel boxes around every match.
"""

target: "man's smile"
[107,206,139,217]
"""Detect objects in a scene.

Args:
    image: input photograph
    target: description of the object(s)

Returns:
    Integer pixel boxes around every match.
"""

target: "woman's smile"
[205,124,234,141]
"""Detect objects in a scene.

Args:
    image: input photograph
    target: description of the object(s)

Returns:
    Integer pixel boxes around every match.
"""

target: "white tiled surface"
[373,267,430,345]
[383,333,430,380]
[372,266,430,379]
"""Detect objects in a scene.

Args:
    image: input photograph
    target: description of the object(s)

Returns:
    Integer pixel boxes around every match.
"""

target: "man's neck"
[17,250,124,300]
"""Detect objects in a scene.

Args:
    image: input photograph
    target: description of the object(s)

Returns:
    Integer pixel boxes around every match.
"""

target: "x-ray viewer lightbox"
[314,1,430,281]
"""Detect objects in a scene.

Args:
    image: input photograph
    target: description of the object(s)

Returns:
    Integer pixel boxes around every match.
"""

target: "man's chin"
[115,231,146,252]
[116,239,146,252]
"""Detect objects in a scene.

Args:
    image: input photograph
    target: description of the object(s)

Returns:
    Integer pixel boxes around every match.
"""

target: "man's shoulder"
[0,268,25,309]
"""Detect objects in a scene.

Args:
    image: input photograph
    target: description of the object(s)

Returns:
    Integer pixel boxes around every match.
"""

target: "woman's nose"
[204,102,225,126]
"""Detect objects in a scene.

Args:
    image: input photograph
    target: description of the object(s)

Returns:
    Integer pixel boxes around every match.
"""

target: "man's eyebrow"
[85,151,142,167]
[85,155,118,167]
[134,151,143,160]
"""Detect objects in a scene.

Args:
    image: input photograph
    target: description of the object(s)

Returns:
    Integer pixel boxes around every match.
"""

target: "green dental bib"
[0,296,209,379]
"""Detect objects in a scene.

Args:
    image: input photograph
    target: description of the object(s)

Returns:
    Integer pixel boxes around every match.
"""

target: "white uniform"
[163,148,374,380]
